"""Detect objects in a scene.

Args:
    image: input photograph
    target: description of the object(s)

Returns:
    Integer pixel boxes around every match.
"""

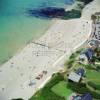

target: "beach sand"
[0,0,100,100]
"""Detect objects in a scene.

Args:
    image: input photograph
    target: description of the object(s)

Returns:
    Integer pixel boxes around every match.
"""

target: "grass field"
[86,69,100,90]
[86,70,100,82]
[51,81,72,98]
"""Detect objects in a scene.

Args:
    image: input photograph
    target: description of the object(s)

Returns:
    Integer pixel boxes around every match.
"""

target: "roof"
[69,93,92,100]
[68,72,81,83]
[79,54,88,64]
[88,39,99,47]
[91,21,100,41]
[95,12,100,15]
[81,48,94,60]
[75,68,85,77]
[81,93,92,100]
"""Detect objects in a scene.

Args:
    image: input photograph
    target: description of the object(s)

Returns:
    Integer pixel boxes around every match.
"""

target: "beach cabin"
[79,48,94,64]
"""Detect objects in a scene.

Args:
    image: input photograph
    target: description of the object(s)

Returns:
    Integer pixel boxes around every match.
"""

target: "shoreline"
[0,1,75,65]
[0,0,100,100]
[0,19,55,66]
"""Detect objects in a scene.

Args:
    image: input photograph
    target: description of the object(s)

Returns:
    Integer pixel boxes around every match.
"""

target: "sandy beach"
[0,0,100,100]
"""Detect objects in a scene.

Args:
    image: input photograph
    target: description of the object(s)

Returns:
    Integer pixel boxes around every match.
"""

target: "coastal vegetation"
[61,9,81,20]
[76,0,94,5]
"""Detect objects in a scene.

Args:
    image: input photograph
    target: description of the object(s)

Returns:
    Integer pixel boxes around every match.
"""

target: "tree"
[91,14,97,22]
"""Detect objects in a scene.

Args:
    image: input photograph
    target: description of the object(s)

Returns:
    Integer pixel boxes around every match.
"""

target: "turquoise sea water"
[0,0,74,64]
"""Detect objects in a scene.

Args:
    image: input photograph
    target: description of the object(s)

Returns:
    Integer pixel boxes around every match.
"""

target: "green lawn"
[86,69,100,84]
[51,81,72,98]
[86,69,100,90]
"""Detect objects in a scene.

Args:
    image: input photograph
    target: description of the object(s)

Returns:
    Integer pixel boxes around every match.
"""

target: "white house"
[68,72,81,83]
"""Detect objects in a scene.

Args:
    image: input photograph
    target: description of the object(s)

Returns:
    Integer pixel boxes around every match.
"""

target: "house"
[81,93,92,100]
[79,53,88,64]
[68,93,81,100]
[68,93,92,100]
[79,48,94,64]
[68,68,85,83]
[88,39,99,49]
[68,72,81,83]
[75,68,85,77]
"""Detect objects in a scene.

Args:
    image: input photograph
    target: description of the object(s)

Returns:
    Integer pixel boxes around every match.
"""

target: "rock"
[28,7,65,18]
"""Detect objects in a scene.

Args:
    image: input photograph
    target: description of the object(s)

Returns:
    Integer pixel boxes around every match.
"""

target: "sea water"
[0,0,74,64]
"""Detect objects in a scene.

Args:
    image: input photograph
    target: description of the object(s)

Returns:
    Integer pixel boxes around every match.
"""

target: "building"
[90,13,100,43]
[81,93,92,100]
[68,72,81,83]
[68,93,92,100]
[88,39,99,49]
[68,68,85,83]
[95,12,100,21]
[79,48,94,64]
[79,53,88,64]
[75,68,85,77]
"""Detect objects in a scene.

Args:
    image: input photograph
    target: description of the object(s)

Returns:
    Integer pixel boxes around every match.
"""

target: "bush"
[91,91,100,99]
[61,9,81,20]
[77,0,93,5]
[67,81,89,94]
[69,53,76,59]
[67,81,100,99]
[88,82,100,90]
[66,59,75,69]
